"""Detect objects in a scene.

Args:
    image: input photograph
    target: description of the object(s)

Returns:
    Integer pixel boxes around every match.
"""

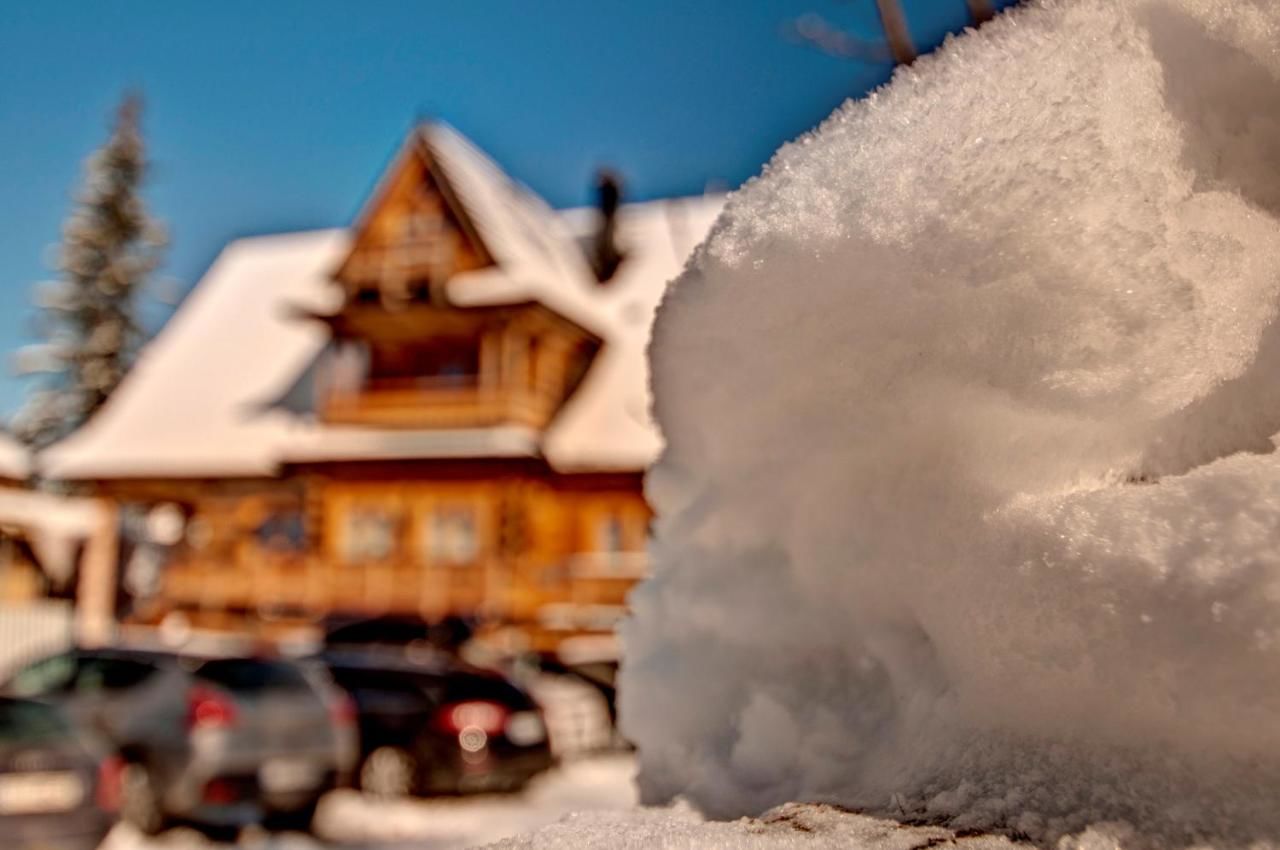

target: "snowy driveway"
[99,754,638,850]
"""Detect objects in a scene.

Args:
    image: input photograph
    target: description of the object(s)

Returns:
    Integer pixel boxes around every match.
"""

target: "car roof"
[321,650,455,674]
[72,646,316,675]
[77,646,176,660]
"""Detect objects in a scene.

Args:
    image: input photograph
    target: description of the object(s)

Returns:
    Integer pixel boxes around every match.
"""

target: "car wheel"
[119,762,167,836]
[358,746,416,797]
[264,799,319,834]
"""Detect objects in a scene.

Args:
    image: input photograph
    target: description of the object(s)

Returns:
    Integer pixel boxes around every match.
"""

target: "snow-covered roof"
[0,432,30,482]
[41,230,348,480]
[279,424,541,465]
[543,199,720,470]
[0,488,103,583]
[40,124,723,481]
[420,124,603,328]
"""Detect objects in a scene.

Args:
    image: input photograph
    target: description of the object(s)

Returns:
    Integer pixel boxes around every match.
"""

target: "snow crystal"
[622,0,1280,845]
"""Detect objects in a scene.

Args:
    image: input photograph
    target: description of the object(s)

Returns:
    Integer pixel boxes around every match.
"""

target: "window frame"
[420,501,483,567]
[339,502,405,565]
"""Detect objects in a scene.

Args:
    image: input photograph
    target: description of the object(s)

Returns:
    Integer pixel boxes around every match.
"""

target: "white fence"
[0,601,74,682]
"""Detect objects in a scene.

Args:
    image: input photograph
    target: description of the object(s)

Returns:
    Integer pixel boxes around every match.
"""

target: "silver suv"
[4,647,357,836]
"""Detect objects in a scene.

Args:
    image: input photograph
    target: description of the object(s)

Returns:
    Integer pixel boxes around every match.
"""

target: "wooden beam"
[875,0,916,66]
[75,500,119,647]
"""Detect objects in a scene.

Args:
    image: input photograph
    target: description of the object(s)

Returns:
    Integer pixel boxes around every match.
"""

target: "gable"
[334,142,492,303]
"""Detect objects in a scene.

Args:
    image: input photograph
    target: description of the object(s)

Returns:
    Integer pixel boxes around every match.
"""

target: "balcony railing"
[320,384,548,429]
[152,551,648,627]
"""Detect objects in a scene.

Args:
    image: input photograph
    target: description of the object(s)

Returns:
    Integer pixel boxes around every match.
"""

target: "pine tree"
[15,94,165,449]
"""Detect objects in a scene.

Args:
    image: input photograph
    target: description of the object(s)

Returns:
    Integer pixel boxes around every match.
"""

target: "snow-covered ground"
[96,754,1041,850]
[488,803,1029,850]
[99,754,638,850]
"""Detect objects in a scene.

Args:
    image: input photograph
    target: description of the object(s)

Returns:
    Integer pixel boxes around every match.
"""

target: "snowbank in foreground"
[622,0,1280,844]
[488,803,1025,850]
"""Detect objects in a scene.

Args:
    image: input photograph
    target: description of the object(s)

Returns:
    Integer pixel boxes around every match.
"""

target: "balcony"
[158,555,493,619]
[151,551,646,629]
[320,378,550,430]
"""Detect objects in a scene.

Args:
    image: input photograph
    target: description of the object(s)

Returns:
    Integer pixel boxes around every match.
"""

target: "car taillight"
[202,778,238,805]
[96,755,124,812]
[434,700,509,736]
[187,685,238,730]
[329,692,357,728]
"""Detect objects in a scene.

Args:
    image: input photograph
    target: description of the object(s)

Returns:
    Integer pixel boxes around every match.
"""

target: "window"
[426,507,479,565]
[408,277,433,303]
[255,511,306,553]
[368,339,480,389]
[194,659,310,694]
[342,506,402,563]
[8,654,77,698]
[74,657,158,693]
[597,514,626,555]
[404,209,443,240]
[0,700,71,744]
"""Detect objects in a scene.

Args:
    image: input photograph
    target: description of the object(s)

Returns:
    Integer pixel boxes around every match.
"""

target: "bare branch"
[966,0,997,24]
[874,0,917,65]
[794,1,1008,67]
[783,13,894,64]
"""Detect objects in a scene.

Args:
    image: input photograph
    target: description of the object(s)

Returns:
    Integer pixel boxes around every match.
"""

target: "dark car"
[322,614,474,652]
[0,697,117,850]
[320,650,552,797]
[4,647,357,836]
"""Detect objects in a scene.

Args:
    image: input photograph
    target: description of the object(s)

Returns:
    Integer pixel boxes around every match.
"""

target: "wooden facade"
[94,129,654,651]
[105,465,649,650]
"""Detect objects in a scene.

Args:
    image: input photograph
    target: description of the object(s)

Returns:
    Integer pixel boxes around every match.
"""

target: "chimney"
[589,170,625,284]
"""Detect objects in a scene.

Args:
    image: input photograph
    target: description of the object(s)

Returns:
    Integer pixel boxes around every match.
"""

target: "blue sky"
[0,0,1016,419]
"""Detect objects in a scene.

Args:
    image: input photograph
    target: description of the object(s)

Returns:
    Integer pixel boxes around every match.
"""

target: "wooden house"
[41,124,723,651]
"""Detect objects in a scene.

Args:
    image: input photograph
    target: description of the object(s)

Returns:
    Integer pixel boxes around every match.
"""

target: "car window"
[570,662,618,689]
[7,654,77,698]
[334,665,438,696]
[74,657,159,693]
[443,672,532,708]
[193,659,310,693]
[0,700,71,744]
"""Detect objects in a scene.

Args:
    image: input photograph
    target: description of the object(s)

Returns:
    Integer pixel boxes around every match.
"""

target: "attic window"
[405,209,443,240]
[367,338,480,389]
[408,278,433,303]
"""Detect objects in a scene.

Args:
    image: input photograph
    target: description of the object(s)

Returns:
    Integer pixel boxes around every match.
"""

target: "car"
[507,652,622,756]
[0,696,118,850]
[3,647,357,836]
[321,614,474,652]
[319,649,553,797]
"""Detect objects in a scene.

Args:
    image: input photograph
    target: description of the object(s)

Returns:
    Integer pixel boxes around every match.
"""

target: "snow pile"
[622,0,1280,844]
[488,802,1025,850]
